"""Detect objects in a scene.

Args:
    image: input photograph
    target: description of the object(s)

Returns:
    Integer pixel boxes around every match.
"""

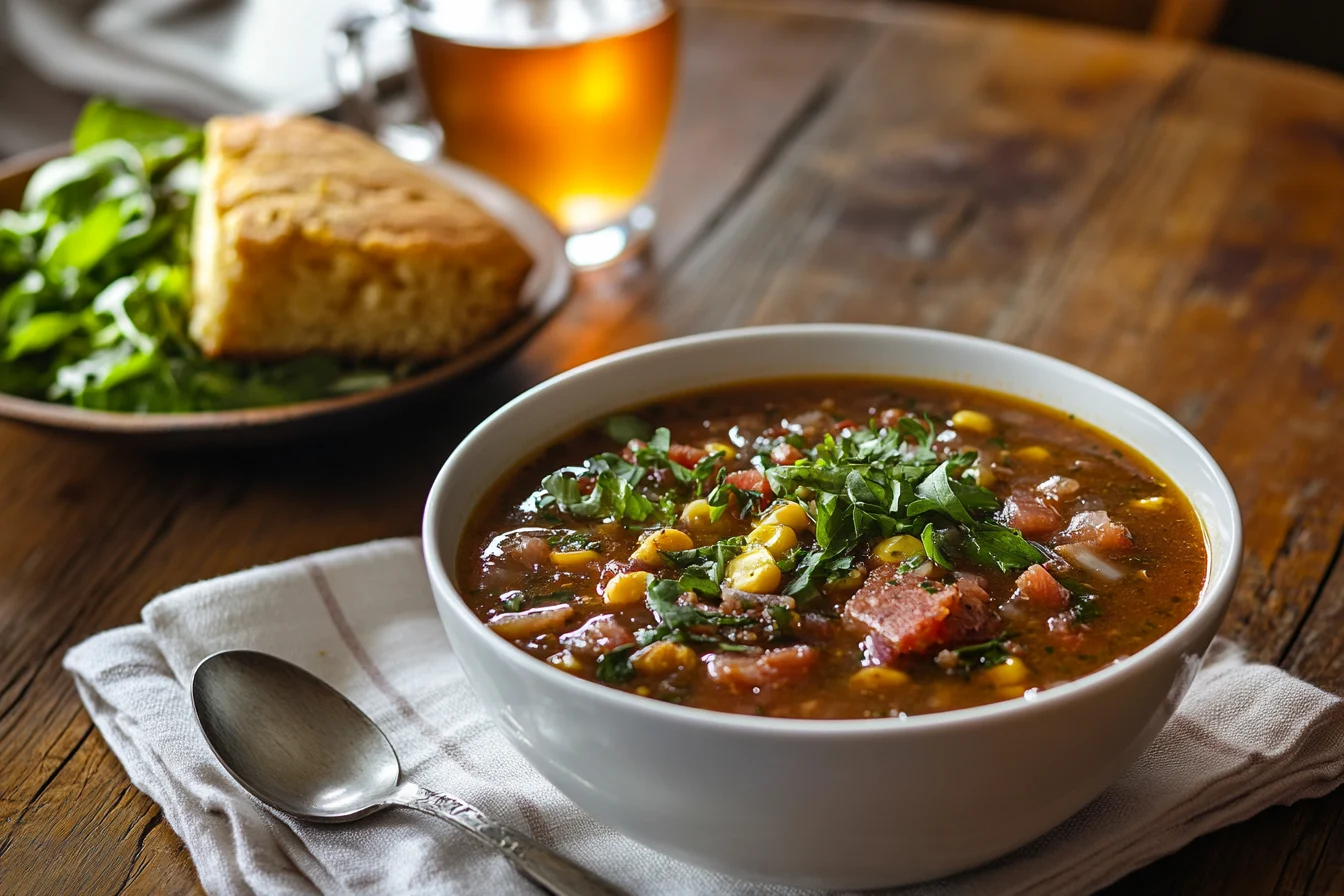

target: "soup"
[456,378,1207,719]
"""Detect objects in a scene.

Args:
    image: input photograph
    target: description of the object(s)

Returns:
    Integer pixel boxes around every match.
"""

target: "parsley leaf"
[603,414,653,444]
[546,531,600,552]
[704,472,762,522]
[1070,593,1102,622]
[529,453,658,524]
[499,589,573,612]
[907,461,975,524]
[949,635,1014,670]
[595,643,637,682]
[921,523,954,569]
[959,523,1044,573]
[662,537,746,589]
[638,578,752,645]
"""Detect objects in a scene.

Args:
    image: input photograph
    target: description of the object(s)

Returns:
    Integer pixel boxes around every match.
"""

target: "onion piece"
[1056,543,1126,583]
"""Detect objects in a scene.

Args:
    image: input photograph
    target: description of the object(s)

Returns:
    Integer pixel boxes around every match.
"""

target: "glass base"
[564,204,656,270]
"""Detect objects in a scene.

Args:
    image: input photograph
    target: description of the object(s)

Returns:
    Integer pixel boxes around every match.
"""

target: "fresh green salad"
[0,100,403,413]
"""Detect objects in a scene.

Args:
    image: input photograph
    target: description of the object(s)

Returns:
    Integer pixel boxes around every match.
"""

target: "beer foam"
[410,0,671,49]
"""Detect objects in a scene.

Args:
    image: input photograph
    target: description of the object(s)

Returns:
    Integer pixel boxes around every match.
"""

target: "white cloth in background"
[64,539,1344,896]
[6,0,407,111]
[0,0,407,153]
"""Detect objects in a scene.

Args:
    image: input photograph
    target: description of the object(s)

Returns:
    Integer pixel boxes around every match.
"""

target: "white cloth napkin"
[3,0,408,117]
[64,539,1344,896]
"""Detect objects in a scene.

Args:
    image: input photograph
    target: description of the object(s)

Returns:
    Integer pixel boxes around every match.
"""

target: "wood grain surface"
[2,1,1343,893]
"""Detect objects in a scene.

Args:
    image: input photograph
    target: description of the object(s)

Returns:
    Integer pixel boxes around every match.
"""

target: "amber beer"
[410,3,679,237]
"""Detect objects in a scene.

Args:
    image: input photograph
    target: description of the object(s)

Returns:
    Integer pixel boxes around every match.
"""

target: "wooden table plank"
[2,1,1343,893]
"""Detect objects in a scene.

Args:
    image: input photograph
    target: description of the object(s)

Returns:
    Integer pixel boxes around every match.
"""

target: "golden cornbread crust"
[190,115,533,361]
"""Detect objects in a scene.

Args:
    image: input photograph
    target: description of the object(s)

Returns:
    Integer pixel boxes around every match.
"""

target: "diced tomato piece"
[1037,475,1080,501]
[844,564,1000,659]
[621,439,645,463]
[559,614,634,659]
[1062,511,1135,551]
[953,571,992,605]
[877,408,906,427]
[770,443,805,466]
[795,613,836,642]
[576,475,596,495]
[705,645,818,693]
[509,535,551,568]
[1046,613,1087,650]
[1000,493,1063,538]
[725,469,774,510]
[668,443,709,468]
[831,419,858,432]
[1015,564,1071,611]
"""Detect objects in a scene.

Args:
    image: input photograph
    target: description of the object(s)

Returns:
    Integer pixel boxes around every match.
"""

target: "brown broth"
[456,378,1207,719]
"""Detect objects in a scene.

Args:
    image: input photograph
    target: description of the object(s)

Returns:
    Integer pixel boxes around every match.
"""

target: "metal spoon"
[191,649,621,896]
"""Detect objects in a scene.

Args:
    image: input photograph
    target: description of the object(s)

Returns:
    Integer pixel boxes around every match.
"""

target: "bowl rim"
[422,323,1242,737]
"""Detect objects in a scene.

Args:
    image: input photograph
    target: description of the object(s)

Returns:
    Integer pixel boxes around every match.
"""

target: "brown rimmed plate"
[0,145,572,448]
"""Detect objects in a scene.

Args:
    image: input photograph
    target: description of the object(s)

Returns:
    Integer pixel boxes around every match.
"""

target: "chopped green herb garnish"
[662,537,747,593]
[895,553,928,575]
[499,589,573,613]
[1070,593,1102,622]
[638,578,752,645]
[603,414,654,445]
[595,643,637,682]
[546,531,601,552]
[949,635,1014,670]
[704,469,763,522]
[528,427,722,524]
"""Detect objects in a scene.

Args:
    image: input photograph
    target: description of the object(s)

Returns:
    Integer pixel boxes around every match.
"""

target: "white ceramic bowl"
[422,325,1241,889]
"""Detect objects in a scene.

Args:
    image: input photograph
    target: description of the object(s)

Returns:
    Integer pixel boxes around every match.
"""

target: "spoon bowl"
[191,649,622,895]
[192,650,399,822]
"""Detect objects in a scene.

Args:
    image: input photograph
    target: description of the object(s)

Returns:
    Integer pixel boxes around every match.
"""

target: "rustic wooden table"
[3,1,1343,892]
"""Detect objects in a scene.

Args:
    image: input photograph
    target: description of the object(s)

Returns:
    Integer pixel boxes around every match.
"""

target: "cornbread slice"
[190,115,533,361]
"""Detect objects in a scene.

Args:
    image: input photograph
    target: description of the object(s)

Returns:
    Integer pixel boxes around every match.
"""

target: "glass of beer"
[329,0,680,269]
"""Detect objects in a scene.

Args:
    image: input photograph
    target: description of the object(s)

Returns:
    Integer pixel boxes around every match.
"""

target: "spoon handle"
[394,783,624,896]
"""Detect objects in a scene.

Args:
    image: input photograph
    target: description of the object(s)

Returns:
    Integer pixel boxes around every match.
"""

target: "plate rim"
[0,143,572,436]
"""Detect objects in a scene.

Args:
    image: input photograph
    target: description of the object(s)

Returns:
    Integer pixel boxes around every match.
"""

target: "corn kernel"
[746,523,797,559]
[981,657,1030,687]
[761,501,811,530]
[872,534,923,564]
[997,685,1028,700]
[631,528,695,566]
[546,650,583,673]
[951,410,995,434]
[631,641,698,676]
[705,441,737,461]
[604,571,653,606]
[1014,446,1051,463]
[825,565,866,593]
[549,549,600,569]
[725,546,782,593]
[1132,496,1166,510]
[969,464,996,487]
[680,499,717,534]
[848,666,911,693]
